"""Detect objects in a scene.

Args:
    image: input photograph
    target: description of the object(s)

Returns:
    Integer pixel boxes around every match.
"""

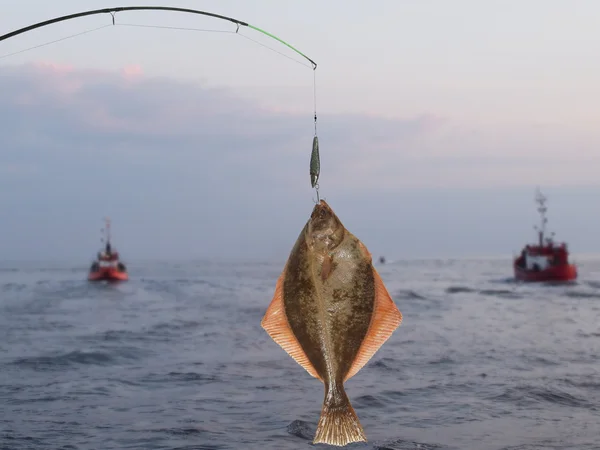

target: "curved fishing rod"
[0,6,317,69]
[0,5,322,194]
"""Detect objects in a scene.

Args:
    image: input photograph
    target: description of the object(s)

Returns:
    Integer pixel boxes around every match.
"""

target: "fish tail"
[313,383,366,447]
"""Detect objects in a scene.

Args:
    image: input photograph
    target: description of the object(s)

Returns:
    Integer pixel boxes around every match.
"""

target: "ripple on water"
[490,385,591,409]
[140,371,219,385]
[10,346,149,371]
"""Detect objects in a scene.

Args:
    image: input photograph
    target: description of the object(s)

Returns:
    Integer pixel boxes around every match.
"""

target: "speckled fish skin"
[261,200,403,447]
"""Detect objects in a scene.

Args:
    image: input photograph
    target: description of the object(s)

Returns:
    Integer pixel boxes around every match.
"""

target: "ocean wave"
[490,385,591,408]
[11,347,148,370]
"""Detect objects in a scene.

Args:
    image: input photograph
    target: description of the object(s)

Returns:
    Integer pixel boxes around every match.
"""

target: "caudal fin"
[313,384,367,447]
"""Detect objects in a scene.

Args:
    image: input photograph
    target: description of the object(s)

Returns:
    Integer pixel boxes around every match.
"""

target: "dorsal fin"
[261,268,323,381]
[344,244,403,382]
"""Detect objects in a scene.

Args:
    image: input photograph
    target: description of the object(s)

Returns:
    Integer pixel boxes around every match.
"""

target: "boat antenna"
[534,188,548,247]
[105,217,111,246]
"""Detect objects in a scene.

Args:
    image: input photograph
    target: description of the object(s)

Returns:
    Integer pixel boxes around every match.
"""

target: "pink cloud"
[121,64,144,78]
[32,61,75,73]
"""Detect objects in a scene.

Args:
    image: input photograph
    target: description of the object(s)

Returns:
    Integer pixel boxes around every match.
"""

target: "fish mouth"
[311,200,333,217]
[310,200,335,226]
[308,200,344,250]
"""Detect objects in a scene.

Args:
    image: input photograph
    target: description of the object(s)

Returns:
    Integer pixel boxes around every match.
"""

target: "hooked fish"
[261,199,403,447]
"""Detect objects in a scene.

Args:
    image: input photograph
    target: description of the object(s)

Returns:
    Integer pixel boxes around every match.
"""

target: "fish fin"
[344,267,403,382]
[320,254,333,281]
[261,270,323,381]
[313,384,367,446]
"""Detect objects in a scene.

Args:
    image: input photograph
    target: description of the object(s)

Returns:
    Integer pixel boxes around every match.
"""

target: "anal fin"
[261,268,323,381]
[344,267,403,382]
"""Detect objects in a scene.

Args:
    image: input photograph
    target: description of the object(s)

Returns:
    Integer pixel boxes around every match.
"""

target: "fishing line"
[0,24,111,60]
[0,5,322,198]
[116,23,237,35]
[113,22,313,69]
[236,32,313,70]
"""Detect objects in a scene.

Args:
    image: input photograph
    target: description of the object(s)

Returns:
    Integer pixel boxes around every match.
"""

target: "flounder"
[261,199,403,446]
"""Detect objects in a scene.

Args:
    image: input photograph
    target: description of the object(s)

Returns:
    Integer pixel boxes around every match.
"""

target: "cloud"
[121,64,143,78]
[3,62,597,193]
[1,62,599,261]
[0,62,451,195]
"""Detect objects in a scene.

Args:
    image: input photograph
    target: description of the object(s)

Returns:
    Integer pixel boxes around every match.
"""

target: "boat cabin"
[98,251,119,262]
[518,242,569,271]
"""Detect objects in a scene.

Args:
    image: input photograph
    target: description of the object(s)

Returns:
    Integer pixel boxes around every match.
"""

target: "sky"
[1,0,600,262]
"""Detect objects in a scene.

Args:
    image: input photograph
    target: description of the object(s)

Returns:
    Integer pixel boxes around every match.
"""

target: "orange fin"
[261,269,323,381]
[320,255,333,281]
[344,267,402,382]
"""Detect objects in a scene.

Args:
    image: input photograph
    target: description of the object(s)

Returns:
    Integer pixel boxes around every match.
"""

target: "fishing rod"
[0,5,322,196]
[0,6,317,69]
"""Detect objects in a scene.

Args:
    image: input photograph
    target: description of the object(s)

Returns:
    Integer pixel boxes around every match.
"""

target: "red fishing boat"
[88,217,129,282]
[513,189,577,282]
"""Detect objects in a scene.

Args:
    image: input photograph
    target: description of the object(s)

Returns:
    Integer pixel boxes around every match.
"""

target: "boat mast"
[106,217,111,246]
[533,188,548,247]
[100,217,111,249]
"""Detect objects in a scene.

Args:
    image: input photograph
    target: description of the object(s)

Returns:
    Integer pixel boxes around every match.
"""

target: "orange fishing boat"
[88,217,129,282]
[513,189,577,282]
